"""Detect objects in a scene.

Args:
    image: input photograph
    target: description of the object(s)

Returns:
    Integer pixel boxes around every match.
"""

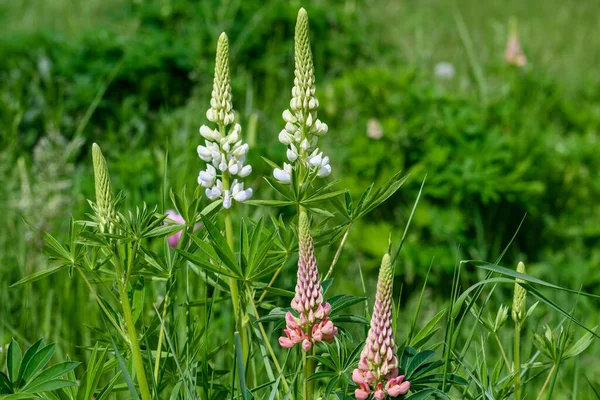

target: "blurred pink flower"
[165,210,186,248]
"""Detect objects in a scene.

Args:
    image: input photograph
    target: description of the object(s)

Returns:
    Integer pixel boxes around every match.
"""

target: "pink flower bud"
[302,338,312,352]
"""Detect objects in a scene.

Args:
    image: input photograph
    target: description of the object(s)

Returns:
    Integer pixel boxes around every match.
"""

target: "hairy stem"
[536,364,556,400]
[514,322,522,400]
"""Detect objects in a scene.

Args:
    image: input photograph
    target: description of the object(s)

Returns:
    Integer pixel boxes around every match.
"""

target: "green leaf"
[43,233,73,263]
[329,294,367,315]
[131,277,145,324]
[410,309,446,349]
[234,332,250,400]
[23,379,76,393]
[23,362,79,391]
[7,340,23,383]
[175,249,240,279]
[11,265,69,287]
[564,328,597,359]
[0,371,12,394]
[95,370,122,400]
[244,199,294,207]
[465,261,600,299]
[21,343,56,385]
[201,215,242,277]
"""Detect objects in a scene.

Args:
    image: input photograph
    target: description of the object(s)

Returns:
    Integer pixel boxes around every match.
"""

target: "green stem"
[114,242,151,400]
[222,171,249,367]
[248,296,290,392]
[536,364,556,400]
[153,294,169,383]
[323,221,352,281]
[493,331,512,372]
[120,281,151,400]
[514,322,521,400]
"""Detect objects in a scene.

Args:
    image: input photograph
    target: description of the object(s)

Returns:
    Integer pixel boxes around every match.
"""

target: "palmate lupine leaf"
[1,340,79,397]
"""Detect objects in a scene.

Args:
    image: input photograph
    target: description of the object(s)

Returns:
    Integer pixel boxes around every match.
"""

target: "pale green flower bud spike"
[207,32,234,125]
[512,261,527,324]
[293,8,316,115]
[92,143,115,233]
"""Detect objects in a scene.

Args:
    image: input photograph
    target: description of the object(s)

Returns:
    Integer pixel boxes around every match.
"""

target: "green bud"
[511,261,527,324]
[377,252,394,299]
[207,32,234,125]
[291,8,318,114]
[298,211,311,252]
[92,143,115,233]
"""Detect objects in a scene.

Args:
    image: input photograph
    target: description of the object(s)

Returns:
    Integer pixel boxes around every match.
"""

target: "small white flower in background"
[366,118,383,140]
[197,33,253,208]
[273,8,331,184]
[434,62,456,80]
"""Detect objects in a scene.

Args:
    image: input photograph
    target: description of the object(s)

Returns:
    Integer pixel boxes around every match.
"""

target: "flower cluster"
[197,33,252,208]
[353,253,410,399]
[279,211,338,351]
[273,8,331,184]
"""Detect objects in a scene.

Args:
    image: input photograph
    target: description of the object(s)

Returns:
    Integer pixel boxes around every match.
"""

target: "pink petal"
[355,389,370,400]
[278,337,295,348]
[302,338,312,352]
[352,369,365,384]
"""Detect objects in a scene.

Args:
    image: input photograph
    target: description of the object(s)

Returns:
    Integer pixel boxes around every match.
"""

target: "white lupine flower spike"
[273,8,331,184]
[197,32,253,207]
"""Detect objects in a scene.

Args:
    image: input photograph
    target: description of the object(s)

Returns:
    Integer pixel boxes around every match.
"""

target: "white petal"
[309,153,322,167]
[273,168,291,183]
[300,138,310,150]
[287,148,298,162]
[278,130,292,145]
[282,109,296,123]
[223,190,232,209]
[239,165,252,177]
[229,164,239,175]
[285,122,296,134]
[318,164,331,177]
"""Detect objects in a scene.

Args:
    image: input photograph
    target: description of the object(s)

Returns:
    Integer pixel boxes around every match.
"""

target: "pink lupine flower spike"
[279,211,338,351]
[352,253,410,399]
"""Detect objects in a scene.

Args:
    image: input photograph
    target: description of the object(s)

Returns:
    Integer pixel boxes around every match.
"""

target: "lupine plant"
[8,6,600,400]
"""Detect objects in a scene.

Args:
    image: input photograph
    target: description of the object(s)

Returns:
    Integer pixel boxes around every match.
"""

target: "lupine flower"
[92,143,115,233]
[273,8,331,183]
[279,211,338,351]
[353,253,410,399]
[197,33,252,208]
